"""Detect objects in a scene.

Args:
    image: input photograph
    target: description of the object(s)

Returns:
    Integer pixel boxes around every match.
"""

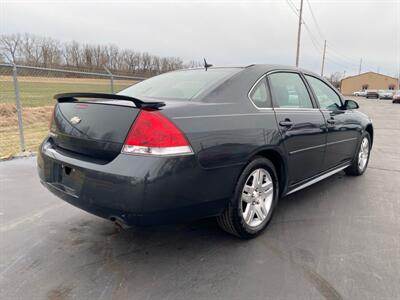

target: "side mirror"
[344,99,359,110]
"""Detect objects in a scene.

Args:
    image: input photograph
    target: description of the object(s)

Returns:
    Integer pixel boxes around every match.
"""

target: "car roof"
[187,64,304,73]
[191,64,323,103]
[167,64,340,103]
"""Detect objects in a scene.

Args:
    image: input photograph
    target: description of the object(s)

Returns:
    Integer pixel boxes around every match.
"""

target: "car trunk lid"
[50,93,165,161]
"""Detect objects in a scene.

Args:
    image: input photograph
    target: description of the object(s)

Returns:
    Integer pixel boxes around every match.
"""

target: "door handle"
[327,118,336,125]
[279,119,293,127]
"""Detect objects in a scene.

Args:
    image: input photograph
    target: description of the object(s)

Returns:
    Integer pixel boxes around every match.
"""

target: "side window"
[268,72,313,108]
[249,78,270,108]
[305,75,342,110]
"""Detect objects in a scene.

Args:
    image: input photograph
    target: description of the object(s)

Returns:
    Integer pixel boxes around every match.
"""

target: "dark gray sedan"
[37,65,373,238]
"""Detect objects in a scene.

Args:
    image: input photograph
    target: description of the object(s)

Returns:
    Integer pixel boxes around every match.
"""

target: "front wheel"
[345,132,371,176]
[217,157,279,239]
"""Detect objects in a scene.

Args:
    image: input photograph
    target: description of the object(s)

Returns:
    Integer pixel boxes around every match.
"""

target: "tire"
[345,132,371,176]
[217,156,279,239]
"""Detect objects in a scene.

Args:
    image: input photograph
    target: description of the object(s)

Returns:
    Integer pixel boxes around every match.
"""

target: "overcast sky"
[1,0,399,77]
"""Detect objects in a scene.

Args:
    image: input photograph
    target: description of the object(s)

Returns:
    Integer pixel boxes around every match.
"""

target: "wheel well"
[254,149,286,196]
[365,124,374,145]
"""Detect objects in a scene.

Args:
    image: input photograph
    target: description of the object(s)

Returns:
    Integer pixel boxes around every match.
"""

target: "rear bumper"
[37,137,241,225]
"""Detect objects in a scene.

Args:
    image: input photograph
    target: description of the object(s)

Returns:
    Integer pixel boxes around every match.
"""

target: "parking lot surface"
[1,98,399,300]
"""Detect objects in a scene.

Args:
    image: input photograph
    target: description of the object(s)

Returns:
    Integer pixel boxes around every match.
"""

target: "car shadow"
[67,170,353,255]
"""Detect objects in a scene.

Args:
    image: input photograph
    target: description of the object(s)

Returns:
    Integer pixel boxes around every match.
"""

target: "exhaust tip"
[109,216,130,230]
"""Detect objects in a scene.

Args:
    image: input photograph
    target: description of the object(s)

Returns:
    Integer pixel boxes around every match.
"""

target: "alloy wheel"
[241,168,274,227]
[358,137,369,171]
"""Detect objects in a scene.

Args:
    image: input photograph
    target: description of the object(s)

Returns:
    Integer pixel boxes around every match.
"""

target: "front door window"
[305,75,342,110]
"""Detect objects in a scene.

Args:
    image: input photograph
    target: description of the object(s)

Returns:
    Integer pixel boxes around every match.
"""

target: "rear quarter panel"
[161,99,283,172]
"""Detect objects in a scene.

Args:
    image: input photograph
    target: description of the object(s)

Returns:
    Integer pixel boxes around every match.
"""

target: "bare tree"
[327,72,344,88]
[0,32,200,75]
[185,60,202,68]
[107,45,120,70]
[0,33,22,63]
[40,37,62,67]
[122,49,140,72]
[21,33,42,65]
[141,52,152,73]
[151,56,161,73]
[63,41,81,67]
[82,44,94,69]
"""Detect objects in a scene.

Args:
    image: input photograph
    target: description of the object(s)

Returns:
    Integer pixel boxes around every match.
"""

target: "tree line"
[0,33,201,76]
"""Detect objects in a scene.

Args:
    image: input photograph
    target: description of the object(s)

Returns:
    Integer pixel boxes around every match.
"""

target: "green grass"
[0,81,131,107]
[0,79,134,157]
[0,122,49,158]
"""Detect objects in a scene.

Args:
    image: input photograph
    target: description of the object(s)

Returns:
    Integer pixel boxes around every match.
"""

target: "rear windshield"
[119,68,241,100]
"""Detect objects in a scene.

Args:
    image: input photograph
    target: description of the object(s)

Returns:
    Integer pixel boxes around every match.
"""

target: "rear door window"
[249,78,270,108]
[268,72,313,108]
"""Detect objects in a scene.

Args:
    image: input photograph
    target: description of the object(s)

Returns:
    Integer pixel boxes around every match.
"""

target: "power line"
[285,0,299,17]
[325,50,359,68]
[284,0,371,73]
[327,46,364,67]
[303,22,323,51]
[286,0,299,15]
[304,0,378,72]
[305,0,325,41]
[285,1,321,51]
[304,0,356,66]
[301,0,366,73]
[325,57,358,72]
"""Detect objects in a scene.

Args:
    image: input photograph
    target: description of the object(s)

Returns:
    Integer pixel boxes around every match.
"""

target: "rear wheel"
[345,132,371,176]
[217,157,278,239]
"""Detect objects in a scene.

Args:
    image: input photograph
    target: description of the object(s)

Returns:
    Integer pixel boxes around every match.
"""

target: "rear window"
[119,68,241,100]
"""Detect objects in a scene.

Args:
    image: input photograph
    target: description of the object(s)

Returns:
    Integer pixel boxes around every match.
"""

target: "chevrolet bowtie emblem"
[70,116,81,125]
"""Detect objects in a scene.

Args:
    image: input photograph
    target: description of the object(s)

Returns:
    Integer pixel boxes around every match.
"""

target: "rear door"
[268,71,327,185]
[304,74,360,169]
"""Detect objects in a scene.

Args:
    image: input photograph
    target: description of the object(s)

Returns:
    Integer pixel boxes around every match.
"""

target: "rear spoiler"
[54,93,165,109]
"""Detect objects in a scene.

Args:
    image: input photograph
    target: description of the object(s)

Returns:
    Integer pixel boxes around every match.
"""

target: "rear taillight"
[122,110,193,156]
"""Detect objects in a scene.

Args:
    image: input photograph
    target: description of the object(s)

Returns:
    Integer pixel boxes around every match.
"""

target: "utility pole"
[321,40,327,76]
[397,72,400,89]
[358,58,362,74]
[398,75,400,90]
[395,62,400,89]
[295,0,304,67]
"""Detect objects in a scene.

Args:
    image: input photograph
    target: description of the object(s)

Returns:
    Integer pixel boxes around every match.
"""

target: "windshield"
[119,68,241,100]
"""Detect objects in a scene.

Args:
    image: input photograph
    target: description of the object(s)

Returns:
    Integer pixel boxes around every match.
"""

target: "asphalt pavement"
[1,97,399,300]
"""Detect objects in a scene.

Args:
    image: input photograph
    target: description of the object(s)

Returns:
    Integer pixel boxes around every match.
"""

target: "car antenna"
[203,58,213,71]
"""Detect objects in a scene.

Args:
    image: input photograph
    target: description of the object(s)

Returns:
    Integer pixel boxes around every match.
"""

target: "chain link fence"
[0,63,146,158]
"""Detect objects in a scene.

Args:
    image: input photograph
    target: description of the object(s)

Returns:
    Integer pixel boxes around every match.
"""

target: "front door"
[304,75,360,169]
[268,71,327,185]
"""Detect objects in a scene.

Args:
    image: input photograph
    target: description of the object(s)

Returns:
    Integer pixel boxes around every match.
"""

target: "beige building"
[340,72,399,95]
